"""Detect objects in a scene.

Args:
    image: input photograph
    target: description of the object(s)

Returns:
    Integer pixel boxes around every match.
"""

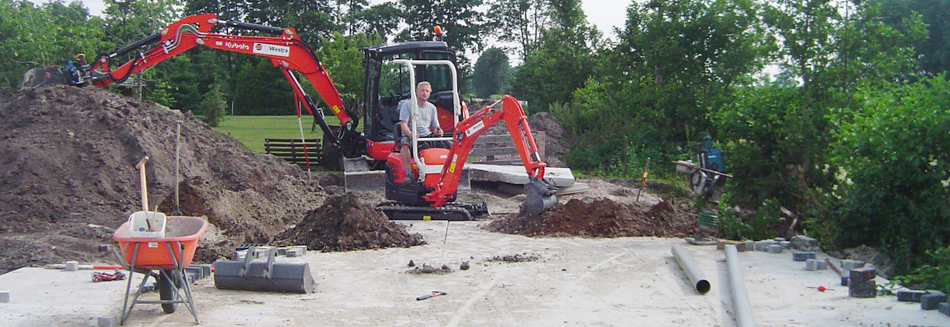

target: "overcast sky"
[27,0,629,38]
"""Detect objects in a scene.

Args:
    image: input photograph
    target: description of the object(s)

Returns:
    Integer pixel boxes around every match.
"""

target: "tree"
[877,0,950,77]
[198,82,226,126]
[510,0,600,113]
[352,2,401,40]
[472,48,510,98]
[486,0,549,59]
[396,0,484,57]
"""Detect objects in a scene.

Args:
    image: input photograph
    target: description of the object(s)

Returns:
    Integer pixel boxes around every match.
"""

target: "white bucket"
[128,211,167,238]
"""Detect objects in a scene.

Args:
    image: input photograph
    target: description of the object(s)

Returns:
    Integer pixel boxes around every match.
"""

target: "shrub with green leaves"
[832,75,950,274]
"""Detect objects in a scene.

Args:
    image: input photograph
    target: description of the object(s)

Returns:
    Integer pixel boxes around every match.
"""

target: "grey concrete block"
[849,267,876,283]
[97,315,117,327]
[285,247,305,257]
[0,290,9,303]
[849,280,876,298]
[816,260,828,270]
[199,264,212,278]
[780,241,792,249]
[64,261,78,272]
[841,260,866,270]
[791,235,819,250]
[756,240,775,251]
[938,302,950,317]
[921,291,948,310]
[897,290,929,302]
[768,244,784,254]
[744,241,755,252]
[793,252,816,262]
[277,247,287,256]
[806,259,818,271]
[185,266,204,280]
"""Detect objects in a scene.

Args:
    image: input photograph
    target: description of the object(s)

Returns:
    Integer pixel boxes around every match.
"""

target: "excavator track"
[375,201,488,221]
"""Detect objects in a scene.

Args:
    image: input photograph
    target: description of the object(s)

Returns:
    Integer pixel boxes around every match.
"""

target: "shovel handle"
[136,156,149,211]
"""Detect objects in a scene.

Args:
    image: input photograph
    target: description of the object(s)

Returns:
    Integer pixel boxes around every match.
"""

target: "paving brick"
[793,252,816,262]
[840,275,849,286]
[848,280,876,298]
[0,290,9,303]
[756,240,775,252]
[285,247,305,257]
[816,261,828,270]
[806,259,818,271]
[921,291,948,310]
[938,302,950,317]
[744,241,754,252]
[897,290,929,302]
[849,267,876,283]
[768,244,784,254]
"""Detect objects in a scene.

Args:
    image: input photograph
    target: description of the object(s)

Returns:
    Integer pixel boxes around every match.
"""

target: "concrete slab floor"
[2,221,948,326]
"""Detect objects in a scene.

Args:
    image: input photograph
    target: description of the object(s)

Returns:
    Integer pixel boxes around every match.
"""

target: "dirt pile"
[487,197,696,238]
[0,86,323,273]
[271,194,425,251]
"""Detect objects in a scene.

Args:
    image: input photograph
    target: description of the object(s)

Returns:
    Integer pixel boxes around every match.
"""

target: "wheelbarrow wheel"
[158,269,178,314]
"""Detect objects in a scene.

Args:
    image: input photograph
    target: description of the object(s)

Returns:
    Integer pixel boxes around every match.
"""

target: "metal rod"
[725,245,756,327]
[636,157,651,202]
[175,121,181,213]
[671,244,710,294]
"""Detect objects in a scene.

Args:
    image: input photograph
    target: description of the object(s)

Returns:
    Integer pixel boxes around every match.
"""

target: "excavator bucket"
[20,67,67,88]
[214,248,316,294]
[523,177,558,215]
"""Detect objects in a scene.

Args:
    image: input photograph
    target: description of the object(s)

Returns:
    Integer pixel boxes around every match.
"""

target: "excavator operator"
[397,81,446,183]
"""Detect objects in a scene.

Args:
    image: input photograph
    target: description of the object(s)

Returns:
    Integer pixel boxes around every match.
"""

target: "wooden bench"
[470,131,545,165]
[264,138,323,169]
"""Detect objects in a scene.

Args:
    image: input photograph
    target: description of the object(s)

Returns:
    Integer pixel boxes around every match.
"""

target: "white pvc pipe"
[671,244,710,294]
[725,245,756,327]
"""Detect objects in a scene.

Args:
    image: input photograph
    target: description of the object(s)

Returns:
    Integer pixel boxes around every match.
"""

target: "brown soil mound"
[487,198,696,238]
[271,194,425,251]
[0,86,324,273]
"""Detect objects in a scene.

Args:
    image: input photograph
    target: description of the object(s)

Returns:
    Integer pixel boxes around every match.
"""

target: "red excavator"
[20,13,558,219]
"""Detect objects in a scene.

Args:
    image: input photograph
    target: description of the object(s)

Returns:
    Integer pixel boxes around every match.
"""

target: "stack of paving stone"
[234,245,308,260]
[848,267,876,298]
[896,289,950,317]
[753,238,792,254]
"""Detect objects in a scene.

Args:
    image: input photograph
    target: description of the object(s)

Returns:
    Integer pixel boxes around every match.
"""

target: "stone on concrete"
[780,241,791,249]
[97,315,117,327]
[768,244,783,254]
[816,261,828,270]
[277,247,287,256]
[744,241,754,252]
[0,290,9,303]
[791,235,819,250]
[286,247,305,257]
[849,267,876,283]
[938,302,950,317]
[848,280,877,298]
[64,261,78,272]
[921,291,948,310]
[755,240,775,252]
[806,259,817,271]
[897,290,929,303]
[841,260,866,270]
[793,252,816,262]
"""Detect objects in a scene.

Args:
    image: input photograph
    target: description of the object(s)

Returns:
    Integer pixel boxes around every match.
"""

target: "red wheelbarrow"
[111,215,208,325]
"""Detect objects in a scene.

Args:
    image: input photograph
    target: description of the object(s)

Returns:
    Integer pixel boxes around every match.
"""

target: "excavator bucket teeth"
[523,178,558,216]
[20,67,67,89]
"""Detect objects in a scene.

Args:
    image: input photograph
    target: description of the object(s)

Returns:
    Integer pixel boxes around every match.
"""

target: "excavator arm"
[423,95,557,214]
[82,14,357,153]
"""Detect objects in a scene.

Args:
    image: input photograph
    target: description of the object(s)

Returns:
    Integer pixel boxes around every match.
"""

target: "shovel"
[214,247,316,294]
[523,176,558,215]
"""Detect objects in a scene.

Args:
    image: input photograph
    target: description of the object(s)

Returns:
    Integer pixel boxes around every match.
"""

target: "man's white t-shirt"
[398,99,440,137]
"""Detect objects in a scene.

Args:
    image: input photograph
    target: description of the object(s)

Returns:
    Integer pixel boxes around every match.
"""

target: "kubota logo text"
[224,42,249,50]
[252,43,291,57]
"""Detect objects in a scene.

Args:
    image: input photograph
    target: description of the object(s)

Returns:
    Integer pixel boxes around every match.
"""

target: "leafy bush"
[894,246,950,295]
[832,75,950,274]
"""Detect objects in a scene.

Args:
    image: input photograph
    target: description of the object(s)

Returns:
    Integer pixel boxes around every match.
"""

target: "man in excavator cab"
[396,81,447,183]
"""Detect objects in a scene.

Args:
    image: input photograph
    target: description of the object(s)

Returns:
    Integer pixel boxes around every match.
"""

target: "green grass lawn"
[212,115,340,153]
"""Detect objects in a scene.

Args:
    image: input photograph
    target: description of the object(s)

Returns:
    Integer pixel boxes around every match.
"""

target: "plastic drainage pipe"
[725,244,756,327]
[671,244,710,294]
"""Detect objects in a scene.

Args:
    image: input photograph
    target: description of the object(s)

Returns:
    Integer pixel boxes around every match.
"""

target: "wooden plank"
[264,138,321,143]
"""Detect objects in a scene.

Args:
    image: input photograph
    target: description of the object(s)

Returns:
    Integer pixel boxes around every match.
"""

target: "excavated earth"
[0,86,699,276]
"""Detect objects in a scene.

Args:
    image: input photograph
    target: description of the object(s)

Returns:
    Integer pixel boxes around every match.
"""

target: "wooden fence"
[264,138,323,169]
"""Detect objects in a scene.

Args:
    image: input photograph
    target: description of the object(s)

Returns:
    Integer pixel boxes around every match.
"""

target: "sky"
[27,0,630,39]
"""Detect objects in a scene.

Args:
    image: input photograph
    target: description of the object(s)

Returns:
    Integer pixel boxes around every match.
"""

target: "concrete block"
[294,246,307,255]
[841,260,866,270]
[199,264,212,278]
[793,252,816,262]
[791,235,819,250]
[806,259,818,271]
[97,315,117,327]
[773,237,786,242]
[768,244,784,254]
[64,261,79,272]
[921,291,947,310]
[755,240,775,251]
[780,241,791,249]
[185,266,203,280]
[848,280,876,298]
[276,247,287,256]
[0,290,9,302]
[840,275,849,286]
[938,302,950,317]
[897,290,929,302]
[816,260,828,270]
[234,250,247,261]
[744,241,754,252]
[253,246,272,258]
[285,247,305,257]
[849,267,876,283]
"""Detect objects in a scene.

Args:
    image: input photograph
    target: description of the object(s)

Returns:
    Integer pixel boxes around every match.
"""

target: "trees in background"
[472,47,510,98]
